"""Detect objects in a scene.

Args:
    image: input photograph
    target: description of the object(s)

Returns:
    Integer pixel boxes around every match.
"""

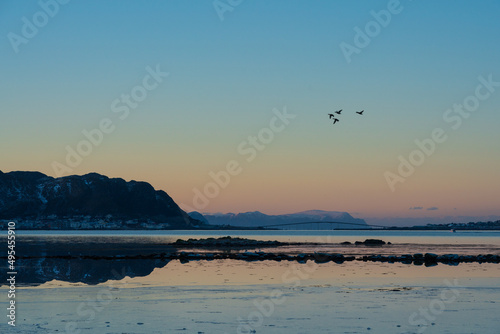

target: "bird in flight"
[327,113,335,119]
[356,110,364,115]
[332,118,339,124]
[335,109,342,115]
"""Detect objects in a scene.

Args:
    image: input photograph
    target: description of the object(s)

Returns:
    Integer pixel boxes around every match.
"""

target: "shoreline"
[3,250,499,264]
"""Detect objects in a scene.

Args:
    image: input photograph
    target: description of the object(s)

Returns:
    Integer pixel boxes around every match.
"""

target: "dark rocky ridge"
[0,171,197,229]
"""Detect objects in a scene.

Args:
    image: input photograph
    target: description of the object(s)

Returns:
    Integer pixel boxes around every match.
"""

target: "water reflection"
[2,258,171,286]
[0,236,177,286]
[2,234,499,287]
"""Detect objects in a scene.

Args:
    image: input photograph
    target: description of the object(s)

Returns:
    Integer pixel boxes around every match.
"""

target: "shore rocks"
[172,236,285,248]
[5,234,499,268]
[354,239,387,246]
[7,251,500,266]
[359,253,500,265]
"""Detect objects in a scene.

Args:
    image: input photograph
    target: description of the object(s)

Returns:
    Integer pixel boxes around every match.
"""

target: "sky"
[1,0,499,224]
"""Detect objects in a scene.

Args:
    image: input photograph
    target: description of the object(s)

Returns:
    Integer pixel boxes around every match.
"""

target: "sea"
[15,228,500,244]
[1,230,499,333]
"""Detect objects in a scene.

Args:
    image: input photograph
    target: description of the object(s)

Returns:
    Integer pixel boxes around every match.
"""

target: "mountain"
[192,210,369,229]
[187,211,209,224]
[0,171,197,229]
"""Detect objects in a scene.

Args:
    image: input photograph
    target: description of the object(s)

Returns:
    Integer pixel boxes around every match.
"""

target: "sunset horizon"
[2,1,500,333]
[3,1,499,223]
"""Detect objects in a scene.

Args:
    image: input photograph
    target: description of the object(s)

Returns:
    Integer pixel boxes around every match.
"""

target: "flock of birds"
[328,109,364,125]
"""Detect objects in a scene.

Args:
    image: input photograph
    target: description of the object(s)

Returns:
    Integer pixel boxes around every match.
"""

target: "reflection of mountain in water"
[4,257,171,286]
[0,237,177,286]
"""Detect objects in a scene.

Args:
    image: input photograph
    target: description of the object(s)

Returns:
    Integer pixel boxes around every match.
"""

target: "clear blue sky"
[1,0,499,220]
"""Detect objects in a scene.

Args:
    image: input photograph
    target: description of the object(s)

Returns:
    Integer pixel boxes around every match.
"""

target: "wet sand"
[2,259,500,334]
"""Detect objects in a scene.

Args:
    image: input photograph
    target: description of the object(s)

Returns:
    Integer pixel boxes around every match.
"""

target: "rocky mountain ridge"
[0,171,196,229]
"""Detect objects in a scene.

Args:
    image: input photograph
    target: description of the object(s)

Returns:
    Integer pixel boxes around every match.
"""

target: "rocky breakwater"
[161,251,355,264]
[6,251,499,266]
[359,253,500,266]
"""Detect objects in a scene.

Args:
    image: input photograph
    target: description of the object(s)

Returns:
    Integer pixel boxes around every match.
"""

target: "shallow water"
[16,229,500,246]
[3,260,500,334]
[2,231,499,333]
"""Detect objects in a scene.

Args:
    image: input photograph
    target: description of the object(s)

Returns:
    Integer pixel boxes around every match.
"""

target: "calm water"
[5,229,499,288]
[3,230,500,334]
[16,229,500,246]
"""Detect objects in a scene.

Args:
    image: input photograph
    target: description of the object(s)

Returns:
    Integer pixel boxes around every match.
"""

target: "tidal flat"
[1,232,499,333]
[2,260,500,334]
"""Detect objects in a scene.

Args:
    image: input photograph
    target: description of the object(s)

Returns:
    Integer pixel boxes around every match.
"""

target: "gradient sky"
[1,0,499,222]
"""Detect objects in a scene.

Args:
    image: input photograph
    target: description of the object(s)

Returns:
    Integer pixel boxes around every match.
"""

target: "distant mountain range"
[0,171,197,229]
[190,210,369,229]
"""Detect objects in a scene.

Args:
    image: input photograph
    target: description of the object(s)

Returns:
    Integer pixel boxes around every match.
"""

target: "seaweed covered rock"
[172,236,286,248]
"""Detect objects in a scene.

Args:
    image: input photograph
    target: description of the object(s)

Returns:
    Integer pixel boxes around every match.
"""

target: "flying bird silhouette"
[332,118,339,124]
[328,113,335,119]
[335,109,342,115]
[356,110,364,115]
